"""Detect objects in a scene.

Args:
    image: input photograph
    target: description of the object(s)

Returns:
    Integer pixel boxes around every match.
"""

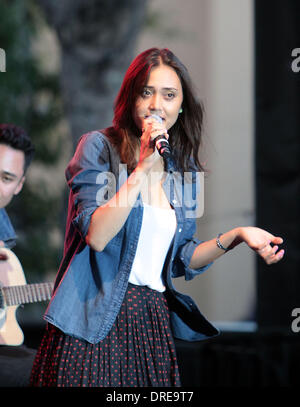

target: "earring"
[179,107,183,114]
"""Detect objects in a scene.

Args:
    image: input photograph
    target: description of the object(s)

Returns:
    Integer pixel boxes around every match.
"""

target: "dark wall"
[255,0,300,328]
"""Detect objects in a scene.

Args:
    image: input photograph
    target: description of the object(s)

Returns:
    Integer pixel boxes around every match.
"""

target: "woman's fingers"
[271,236,283,245]
[243,228,285,265]
[142,118,167,139]
[139,119,168,166]
[257,242,285,264]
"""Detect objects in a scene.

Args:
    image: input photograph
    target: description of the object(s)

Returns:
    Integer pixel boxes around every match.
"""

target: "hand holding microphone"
[148,114,172,158]
[138,114,176,173]
[146,114,176,173]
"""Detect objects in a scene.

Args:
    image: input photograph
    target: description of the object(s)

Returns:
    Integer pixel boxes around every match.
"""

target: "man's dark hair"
[0,123,35,173]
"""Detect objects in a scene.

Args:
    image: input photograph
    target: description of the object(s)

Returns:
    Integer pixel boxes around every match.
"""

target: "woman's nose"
[149,93,162,112]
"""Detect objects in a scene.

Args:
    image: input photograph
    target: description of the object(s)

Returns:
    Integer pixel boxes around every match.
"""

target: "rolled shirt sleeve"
[175,238,213,281]
[66,132,114,239]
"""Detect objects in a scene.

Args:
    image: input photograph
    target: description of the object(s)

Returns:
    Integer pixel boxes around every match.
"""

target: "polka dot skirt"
[29,283,181,387]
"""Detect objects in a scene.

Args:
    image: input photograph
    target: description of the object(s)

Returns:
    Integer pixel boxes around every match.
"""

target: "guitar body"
[0,249,53,346]
[0,248,26,346]
[0,306,24,346]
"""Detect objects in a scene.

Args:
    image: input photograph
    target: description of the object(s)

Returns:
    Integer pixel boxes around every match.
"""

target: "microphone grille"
[149,114,163,124]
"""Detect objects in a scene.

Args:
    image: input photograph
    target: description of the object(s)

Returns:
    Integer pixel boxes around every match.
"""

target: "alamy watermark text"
[0,48,6,72]
[291,48,300,73]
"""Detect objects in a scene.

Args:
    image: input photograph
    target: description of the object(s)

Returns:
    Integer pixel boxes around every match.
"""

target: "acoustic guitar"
[0,248,53,346]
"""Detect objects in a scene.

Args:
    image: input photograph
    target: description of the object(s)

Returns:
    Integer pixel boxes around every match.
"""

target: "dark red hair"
[106,48,205,173]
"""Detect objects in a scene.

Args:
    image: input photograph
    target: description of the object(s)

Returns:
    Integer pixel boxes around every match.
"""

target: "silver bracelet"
[216,233,229,252]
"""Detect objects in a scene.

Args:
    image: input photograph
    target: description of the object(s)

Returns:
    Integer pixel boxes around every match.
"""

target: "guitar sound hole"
[0,286,4,310]
[0,288,6,329]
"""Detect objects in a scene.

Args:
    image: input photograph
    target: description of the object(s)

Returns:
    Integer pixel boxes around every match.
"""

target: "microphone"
[149,114,171,157]
[148,114,176,172]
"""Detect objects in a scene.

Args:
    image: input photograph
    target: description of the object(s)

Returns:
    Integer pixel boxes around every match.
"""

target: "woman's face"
[133,64,183,131]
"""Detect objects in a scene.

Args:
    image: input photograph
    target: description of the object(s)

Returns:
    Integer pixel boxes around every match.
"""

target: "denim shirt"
[44,131,219,344]
[0,208,17,248]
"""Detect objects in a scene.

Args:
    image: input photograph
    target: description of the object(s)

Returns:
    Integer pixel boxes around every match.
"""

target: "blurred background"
[0,0,299,386]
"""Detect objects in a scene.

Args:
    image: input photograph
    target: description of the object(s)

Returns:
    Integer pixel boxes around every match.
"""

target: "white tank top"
[129,203,177,292]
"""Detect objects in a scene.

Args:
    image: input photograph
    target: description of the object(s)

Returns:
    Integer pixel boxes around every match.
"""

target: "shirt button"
[178,228,182,233]
[172,199,177,205]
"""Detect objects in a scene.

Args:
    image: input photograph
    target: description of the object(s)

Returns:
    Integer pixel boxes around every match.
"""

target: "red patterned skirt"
[30,283,181,387]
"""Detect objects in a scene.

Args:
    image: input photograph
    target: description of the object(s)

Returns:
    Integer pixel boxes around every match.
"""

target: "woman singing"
[30,48,284,387]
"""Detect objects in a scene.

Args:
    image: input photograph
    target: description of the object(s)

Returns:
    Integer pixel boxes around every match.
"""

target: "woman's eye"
[142,88,152,97]
[165,92,175,99]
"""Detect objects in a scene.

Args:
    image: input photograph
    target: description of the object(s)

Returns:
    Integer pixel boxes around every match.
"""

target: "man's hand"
[0,240,8,261]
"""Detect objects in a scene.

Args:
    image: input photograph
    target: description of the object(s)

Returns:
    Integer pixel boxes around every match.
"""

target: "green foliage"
[0,0,64,281]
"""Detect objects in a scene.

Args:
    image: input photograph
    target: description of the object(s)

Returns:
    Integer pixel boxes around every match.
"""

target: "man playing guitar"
[0,123,36,387]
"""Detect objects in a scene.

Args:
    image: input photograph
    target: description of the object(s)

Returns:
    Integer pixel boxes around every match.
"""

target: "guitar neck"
[1,282,54,306]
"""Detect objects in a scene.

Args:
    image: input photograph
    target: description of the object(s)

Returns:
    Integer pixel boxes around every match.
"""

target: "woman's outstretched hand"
[238,226,284,265]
